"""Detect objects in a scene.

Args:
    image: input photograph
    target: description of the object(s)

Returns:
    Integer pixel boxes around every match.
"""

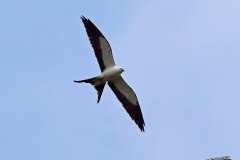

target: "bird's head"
[120,67,125,73]
[115,66,124,74]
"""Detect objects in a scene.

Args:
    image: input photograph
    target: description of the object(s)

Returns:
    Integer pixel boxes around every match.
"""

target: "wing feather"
[108,77,145,132]
[81,16,115,71]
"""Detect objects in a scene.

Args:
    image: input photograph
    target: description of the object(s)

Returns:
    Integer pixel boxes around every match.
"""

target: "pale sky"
[0,0,239,160]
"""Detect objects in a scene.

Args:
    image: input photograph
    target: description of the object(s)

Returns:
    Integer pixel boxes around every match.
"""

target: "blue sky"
[0,0,239,159]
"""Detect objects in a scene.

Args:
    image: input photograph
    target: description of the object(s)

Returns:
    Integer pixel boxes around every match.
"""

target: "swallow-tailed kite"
[74,16,145,132]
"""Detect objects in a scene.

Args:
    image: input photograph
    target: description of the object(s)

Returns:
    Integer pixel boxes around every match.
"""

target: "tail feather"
[74,77,106,103]
[95,83,105,103]
[74,77,97,85]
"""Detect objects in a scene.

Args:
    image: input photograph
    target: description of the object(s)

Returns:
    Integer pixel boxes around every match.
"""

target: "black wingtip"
[139,124,145,132]
[80,15,87,21]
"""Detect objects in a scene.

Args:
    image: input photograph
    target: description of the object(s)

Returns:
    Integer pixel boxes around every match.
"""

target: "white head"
[117,66,124,73]
[120,67,124,73]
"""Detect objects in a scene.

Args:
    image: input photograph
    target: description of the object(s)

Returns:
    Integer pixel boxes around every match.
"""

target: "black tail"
[74,77,106,103]
[74,77,97,85]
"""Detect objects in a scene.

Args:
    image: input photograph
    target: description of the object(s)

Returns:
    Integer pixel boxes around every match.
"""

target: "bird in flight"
[74,16,145,132]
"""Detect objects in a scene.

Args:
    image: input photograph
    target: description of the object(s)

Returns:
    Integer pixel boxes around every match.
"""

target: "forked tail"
[74,77,98,85]
[74,77,106,103]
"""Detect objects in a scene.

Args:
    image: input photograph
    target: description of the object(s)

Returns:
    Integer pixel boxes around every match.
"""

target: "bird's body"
[99,66,124,83]
[74,16,145,132]
[76,66,123,86]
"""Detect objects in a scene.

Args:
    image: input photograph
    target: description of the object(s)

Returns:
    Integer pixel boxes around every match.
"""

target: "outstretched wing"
[108,77,145,132]
[81,16,116,71]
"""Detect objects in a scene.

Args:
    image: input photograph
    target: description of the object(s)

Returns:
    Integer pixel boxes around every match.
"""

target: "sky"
[0,0,240,159]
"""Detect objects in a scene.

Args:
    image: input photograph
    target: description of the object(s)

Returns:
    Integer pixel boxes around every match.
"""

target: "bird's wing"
[81,16,116,71]
[108,77,145,131]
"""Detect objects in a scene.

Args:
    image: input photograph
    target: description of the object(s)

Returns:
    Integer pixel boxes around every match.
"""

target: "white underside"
[94,66,138,105]
[100,66,123,82]
[93,66,123,86]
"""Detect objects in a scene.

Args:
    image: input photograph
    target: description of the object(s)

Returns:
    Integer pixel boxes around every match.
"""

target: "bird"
[74,16,145,132]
